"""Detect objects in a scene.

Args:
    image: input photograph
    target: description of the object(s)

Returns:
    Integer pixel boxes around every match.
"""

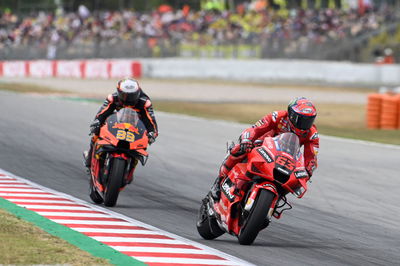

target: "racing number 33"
[276,156,295,171]
[116,130,135,142]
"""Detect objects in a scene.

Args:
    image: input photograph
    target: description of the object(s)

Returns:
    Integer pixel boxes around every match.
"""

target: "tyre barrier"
[366,94,382,129]
[366,93,400,129]
[0,60,142,79]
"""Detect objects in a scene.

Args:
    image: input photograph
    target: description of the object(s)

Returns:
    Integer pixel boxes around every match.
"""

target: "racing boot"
[210,176,222,201]
[83,140,94,168]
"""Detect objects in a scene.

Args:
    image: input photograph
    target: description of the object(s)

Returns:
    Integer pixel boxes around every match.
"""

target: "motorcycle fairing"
[215,163,251,235]
[101,119,148,150]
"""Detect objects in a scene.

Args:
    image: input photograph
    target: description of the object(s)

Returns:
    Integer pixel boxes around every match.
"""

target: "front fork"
[243,182,280,221]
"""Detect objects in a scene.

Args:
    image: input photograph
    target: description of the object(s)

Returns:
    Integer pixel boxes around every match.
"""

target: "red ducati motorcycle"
[88,108,149,207]
[197,132,311,245]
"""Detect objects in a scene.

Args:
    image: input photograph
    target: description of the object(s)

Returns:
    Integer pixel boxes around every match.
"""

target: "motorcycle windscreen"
[273,132,300,158]
[273,133,300,180]
[116,108,140,125]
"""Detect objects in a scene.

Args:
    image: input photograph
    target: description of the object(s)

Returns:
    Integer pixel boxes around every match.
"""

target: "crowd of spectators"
[0,3,399,60]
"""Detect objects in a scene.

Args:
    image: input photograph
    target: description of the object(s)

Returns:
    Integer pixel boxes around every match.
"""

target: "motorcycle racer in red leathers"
[84,78,158,168]
[210,97,319,200]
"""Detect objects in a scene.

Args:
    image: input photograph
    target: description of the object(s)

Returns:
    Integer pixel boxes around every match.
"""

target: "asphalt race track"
[0,91,399,266]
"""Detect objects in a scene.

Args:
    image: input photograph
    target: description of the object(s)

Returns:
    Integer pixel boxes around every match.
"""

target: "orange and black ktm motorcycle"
[87,108,149,207]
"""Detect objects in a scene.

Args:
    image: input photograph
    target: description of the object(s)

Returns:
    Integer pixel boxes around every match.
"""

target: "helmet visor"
[119,91,139,105]
[292,113,315,130]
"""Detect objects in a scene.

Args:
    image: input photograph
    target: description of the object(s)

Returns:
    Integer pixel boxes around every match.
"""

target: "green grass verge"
[0,208,112,265]
[153,101,400,145]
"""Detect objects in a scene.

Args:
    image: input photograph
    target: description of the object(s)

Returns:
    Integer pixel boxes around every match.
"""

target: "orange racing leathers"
[94,91,158,137]
[219,110,319,178]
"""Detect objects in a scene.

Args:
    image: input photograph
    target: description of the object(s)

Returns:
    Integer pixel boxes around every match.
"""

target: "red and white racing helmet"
[117,78,141,106]
[287,97,317,135]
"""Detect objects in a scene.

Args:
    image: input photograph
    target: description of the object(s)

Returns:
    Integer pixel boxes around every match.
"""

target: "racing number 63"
[116,130,135,142]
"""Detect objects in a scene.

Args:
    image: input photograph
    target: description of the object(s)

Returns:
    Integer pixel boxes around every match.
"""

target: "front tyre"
[104,158,126,207]
[238,189,275,245]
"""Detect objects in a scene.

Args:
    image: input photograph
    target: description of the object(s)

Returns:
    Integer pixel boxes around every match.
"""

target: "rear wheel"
[238,189,275,245]
[104,158,126,207]
[196,198,224,240]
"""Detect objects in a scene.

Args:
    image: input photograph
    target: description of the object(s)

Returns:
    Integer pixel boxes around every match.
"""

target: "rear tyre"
[238,189,275,245]
[104,158,126,207]
[89,178,103,204]
[196,198,224,240]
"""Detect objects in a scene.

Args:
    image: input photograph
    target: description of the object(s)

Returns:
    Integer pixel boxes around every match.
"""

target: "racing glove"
[239,139,254,154]
[147,132,157,145]
[89,119,101,135]
[306,161,316,178]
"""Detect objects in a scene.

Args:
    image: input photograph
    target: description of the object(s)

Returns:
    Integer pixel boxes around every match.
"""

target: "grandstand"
[0,0,399,62]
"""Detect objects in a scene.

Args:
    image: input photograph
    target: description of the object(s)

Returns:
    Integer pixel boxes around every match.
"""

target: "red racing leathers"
[95,91,158,137]
[219,110,319,179]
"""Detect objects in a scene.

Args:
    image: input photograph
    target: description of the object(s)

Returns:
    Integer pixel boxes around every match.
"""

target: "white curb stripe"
[0,180,22,183]
[92,237,187,244]
[0,184,32,188]
[17,205,90,210]
[0,175,14,179]
[73,228,161,234]
[133,257,241,265]
[0,188,44,192]
[48,220,135,226]
[0,193,62,198]
[36,212,111,218]
[111,246,210,254]
[7,199,73,204]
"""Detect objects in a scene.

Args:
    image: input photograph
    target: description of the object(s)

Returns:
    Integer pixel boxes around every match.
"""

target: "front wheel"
[104,158,126,207]
[238,189,275,245]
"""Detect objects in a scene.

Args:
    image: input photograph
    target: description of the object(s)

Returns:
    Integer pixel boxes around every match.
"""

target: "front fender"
[244,182,279,212]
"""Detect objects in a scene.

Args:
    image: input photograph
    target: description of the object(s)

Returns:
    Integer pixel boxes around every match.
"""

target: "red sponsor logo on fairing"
[112,123,139,134]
